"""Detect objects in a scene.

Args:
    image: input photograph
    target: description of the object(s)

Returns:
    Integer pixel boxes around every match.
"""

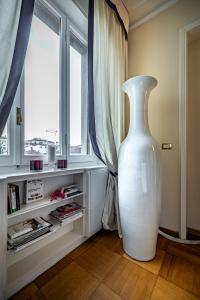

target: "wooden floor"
[11,230,200,300]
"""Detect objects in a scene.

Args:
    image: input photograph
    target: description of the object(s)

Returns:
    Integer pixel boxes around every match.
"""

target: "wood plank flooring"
[11,230,200,300]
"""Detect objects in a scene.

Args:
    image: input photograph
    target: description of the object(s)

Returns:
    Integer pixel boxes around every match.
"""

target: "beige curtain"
[0,0,22,104]
[93,0,128,232]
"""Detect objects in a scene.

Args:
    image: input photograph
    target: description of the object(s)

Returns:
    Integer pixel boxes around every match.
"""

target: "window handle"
[16,107,22,125]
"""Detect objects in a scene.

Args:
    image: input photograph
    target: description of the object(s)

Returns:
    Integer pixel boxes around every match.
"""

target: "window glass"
[69,34,88,155]
[70,45,82,154]
[24,15,60,155]
[0,125,8,156]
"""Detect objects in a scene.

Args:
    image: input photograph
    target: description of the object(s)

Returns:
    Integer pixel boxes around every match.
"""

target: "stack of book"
[61,185,81,198]
[8,184,20,214]
[8,217,53,251]
[49,202,83,224]
[50,185,81,201]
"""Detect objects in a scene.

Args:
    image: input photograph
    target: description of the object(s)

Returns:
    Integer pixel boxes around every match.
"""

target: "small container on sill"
[30,160,43,171]
[57,159,67,169]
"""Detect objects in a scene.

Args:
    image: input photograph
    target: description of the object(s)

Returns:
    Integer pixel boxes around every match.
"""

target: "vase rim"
[123,75,158,93]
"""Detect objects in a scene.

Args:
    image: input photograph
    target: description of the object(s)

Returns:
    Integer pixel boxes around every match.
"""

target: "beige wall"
[127,0,200,231]
[187,37,200,231]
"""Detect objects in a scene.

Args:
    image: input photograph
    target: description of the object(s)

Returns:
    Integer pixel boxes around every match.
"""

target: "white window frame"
[67,22,93,163]
[0,0,94,167]
[0,86,21,166]
[20,0,67,165]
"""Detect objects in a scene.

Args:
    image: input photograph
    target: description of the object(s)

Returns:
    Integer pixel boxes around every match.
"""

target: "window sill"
[0,161,106,181]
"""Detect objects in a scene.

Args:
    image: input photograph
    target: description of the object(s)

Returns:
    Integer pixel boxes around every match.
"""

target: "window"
[24,14,60,156]
[69,32,88,155]
[0,124,9,156]
[0,0,91,166]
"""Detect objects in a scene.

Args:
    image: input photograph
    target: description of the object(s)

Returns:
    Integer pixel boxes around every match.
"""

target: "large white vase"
[118,75,161,261]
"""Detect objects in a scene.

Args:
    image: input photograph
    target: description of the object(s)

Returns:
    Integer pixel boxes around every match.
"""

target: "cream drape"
[93,0,128,232]
[0,0,22,104]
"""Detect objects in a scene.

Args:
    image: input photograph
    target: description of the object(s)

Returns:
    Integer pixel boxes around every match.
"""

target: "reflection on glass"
[0,125,8,156]
[24,15,60,155]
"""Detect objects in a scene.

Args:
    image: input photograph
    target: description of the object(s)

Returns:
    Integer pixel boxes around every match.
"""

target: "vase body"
[118,75,161,261]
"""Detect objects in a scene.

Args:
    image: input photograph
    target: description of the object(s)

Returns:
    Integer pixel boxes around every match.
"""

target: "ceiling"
[188,25,200,43]
[123,0,171,26]
[72,0,176,28]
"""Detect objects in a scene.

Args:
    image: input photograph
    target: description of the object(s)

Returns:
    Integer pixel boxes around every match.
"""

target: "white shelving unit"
[0,165,108,299]
[8,192,85,226]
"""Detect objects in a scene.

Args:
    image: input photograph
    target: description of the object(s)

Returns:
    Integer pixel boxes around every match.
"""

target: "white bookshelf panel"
[7,210,85,267]
[8,192,85,226]
[6,231,86,298]
[0,166,107,299]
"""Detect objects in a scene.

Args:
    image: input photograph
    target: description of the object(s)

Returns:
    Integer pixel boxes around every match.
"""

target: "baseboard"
[159,226,200,240]
[159,226,179,238]
[187,227,200,240]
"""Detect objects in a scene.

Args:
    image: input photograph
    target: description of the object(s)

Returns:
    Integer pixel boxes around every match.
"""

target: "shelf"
[7,210,85,266]
[6,231,86,298]
[1,164,105,181]
[8,192,85,226]
[49,210,85,227]
[9,228,57,253]
[1,164,107,299]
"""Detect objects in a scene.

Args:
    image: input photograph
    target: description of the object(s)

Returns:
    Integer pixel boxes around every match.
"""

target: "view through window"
[24,15,60,155]
[0,125,8,156]
[70,34,87,155]
[70,45,82,154]
[0,4,91,166]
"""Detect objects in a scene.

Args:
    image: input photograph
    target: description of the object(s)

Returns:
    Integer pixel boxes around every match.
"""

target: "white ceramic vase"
[118,75,161,261]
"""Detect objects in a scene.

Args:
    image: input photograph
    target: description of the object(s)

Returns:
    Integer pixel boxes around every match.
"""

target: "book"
[8,184,20,214]
[7,217,53,250]
[8,217,50,239]
[9,230,54,252]
[10,185,17,213]
[50,185,81,201]
[15,185,20,211]
[50,211,83,224]
[49,203,83,223]
[7,187,12,215]
[24,180,44,203]
[8,225,49,245]
[8,221,34,239]
[61,185,81,198]
[8,227,52,249]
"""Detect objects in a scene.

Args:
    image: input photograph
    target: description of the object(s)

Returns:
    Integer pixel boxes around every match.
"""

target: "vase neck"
[123,76,157,137]
[128,89,150,136]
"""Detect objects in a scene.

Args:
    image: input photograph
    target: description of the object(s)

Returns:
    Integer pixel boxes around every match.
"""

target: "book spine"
[8,186,12,214]
[11,186,17,213]
[24,181,27,204]
[15,185,20,211]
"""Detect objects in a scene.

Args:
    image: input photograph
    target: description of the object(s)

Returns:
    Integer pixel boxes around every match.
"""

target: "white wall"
[187,36,200,231]
[128,0,200,231]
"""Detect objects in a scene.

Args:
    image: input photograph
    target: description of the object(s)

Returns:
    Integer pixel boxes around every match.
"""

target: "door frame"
[179,19,200,239]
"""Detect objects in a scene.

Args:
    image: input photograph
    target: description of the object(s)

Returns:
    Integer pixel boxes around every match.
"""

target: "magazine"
[61,185,81,198]
[8,217,51,240]
[8,217,53,251]
[49,203,83,223]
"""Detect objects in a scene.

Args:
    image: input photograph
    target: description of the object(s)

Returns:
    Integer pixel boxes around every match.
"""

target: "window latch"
[16,107,22,125]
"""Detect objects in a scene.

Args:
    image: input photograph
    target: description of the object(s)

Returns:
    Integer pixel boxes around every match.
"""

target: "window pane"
[24,15,60,155]
[70,46,82,154]
[0,125,8,156]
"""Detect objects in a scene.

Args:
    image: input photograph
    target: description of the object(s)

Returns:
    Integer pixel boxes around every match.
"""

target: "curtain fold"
[0,0,35,136]
[88,0,128,233]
